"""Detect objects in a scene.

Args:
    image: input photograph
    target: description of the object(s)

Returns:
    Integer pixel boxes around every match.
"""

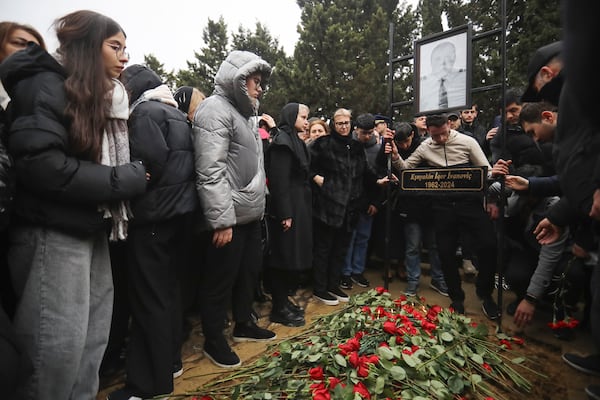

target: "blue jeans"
[9,226,113,400]
[343,213,373,276]
[404,221,445,285]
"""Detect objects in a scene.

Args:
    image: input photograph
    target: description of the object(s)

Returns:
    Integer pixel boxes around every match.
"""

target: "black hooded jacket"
[0,43,147,234]
[119,65,198,223]
[264,103,312,270]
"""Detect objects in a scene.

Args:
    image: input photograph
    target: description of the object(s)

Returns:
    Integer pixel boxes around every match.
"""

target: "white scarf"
[100,79,133,241]
[129,84,178,114]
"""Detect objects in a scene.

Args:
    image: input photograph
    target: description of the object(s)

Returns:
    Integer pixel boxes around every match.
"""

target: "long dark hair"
[54,10,125,161]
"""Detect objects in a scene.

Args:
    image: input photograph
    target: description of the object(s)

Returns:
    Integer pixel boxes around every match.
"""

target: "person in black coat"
[550,3,600,395]
[109,64,198,400]
[0,11,148,399]
[264,103,312,326]
[0,22,45,397]
[310,108,383,305]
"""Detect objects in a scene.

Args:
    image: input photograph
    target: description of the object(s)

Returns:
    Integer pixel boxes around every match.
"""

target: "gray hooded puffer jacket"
[192,51,272,229]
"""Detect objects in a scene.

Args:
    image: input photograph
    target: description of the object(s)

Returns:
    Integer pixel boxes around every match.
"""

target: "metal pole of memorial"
[383,140,393,292]
[382,22,395,291]
[495,0,508,333]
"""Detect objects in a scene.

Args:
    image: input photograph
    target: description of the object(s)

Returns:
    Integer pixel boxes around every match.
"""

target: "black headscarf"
[272,102,310,172]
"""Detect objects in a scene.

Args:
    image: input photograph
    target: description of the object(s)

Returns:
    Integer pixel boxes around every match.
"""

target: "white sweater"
[392,130,491,171]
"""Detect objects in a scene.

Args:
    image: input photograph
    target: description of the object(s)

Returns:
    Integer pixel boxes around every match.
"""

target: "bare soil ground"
[98,265,600,400]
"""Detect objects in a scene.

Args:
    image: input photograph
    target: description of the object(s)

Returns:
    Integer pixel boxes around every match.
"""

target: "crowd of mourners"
[1,3,599,400]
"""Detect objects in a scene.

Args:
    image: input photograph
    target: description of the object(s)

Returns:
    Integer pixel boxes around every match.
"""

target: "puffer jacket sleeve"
[128,111,169,184]
[192,100,236,230]
[8,73,147,204]
[10,113,147,204]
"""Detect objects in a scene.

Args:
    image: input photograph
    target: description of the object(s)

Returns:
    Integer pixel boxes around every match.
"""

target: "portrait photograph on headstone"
[415,24,472,115]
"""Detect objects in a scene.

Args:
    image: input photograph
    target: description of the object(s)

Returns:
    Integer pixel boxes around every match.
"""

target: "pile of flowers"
[187,287,543,400]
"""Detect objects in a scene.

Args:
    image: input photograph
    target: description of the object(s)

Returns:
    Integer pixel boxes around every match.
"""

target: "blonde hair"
[298,103,310,115]
[332,108,352,121]
[188,88,206,120]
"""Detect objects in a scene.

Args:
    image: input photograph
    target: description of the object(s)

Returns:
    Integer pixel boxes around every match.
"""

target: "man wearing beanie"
[174,86,206,122]
[340,114,382,290]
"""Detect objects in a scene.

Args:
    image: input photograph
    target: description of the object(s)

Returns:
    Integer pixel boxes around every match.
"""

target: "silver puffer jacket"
[192,51,272,229]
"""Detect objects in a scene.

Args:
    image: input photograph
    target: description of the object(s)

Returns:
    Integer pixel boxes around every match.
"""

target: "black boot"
[270,302,305,327]
[286,298,305,314]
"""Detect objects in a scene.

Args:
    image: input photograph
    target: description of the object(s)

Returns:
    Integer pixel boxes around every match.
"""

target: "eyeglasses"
[335,121,350,127]
[105,42,129,60]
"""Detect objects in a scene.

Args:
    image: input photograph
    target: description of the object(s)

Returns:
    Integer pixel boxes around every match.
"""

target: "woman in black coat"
[264,102,312,326]
[309,108,383,305]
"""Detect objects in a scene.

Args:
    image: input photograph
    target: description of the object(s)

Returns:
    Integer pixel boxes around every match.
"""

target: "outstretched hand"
[533,218,562,245]
[513,299,536,328]
[505,175,529,191]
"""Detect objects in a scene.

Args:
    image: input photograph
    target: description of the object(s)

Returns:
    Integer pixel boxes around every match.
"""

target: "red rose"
[349,351,360,367]
[353,381,371,399]
[328,376,341,389]
[383,320,398,335]
[309,366,325,380]
[512,337,524,345]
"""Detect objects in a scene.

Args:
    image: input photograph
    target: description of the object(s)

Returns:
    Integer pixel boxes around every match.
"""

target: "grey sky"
[3,0,302,71]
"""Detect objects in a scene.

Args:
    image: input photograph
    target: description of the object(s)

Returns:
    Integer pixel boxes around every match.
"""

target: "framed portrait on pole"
[414,24,472,115]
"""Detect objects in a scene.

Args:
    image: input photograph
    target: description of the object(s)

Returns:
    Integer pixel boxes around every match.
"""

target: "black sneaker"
[429,280,449,297]
[204,337,241,368]
[351,273,370,288]
[173,360,183,378]
[450,301,465,315]
[339,275,353,290]
[328,286,350,302]
[562,353,600,376]
[481,296,500,321]
[586,384,600,400]
[232,321,277,343]
[313,290,339,305]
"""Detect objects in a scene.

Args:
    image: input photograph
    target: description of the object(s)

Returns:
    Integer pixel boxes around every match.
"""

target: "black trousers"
[199,220,262,340]
[101,241,130,373]
[433,199,497,303]
[125,215,191,397]
[312,218,353,293]
[591,262,600,351]
[265,268,299,308]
